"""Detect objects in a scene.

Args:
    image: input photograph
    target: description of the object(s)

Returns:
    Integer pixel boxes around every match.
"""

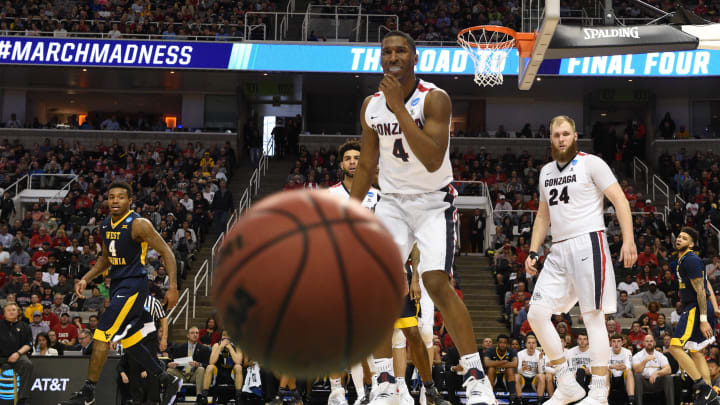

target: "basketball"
[213,189,406,376]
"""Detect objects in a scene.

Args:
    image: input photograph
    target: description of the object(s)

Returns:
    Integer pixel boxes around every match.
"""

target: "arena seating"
[0,137,234,356]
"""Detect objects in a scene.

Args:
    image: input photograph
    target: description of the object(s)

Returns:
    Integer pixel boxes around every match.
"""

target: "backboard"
[500,0,720,90]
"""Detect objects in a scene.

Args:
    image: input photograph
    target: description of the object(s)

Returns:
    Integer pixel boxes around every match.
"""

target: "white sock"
[460,352,484,373]
[590,374,608,394]
[374,358,394,375]
[397,377,407,391]
[350,362,364,397]
[554,362,575,386]
[330,378,343,391]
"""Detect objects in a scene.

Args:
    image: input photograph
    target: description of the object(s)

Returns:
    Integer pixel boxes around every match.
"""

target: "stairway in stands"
[455,255,510,344]
[169,157,296,342]
[170,156,510,345]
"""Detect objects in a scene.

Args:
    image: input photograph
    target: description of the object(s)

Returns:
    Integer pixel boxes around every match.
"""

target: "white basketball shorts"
[375,185,457,275]
[529,230,616,314]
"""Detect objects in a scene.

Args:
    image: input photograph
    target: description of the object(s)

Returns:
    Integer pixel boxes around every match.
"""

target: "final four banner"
[0,36,719,77]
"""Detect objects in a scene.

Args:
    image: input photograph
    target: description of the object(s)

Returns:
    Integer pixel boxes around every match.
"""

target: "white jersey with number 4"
[517,349,542,378]
[364,78,453,194]
[539,152,617,242]
[328,182,379,209]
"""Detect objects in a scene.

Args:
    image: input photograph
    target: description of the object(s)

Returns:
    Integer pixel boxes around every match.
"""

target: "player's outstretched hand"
[379,74,405,112]
[164,287,179,310]
[525,256,538,276]
[619,240,638,269]
[700,321,713,339]
[75,279,87,298]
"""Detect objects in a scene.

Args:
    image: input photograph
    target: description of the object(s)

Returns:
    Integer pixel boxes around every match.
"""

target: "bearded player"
[350,30,496,405]
[525,115,637,405]
[668,227,718,404]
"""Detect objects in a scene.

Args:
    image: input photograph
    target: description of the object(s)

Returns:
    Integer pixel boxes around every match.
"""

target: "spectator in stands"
[42,263,59,287]
[483,334,518,397]
[197,330,245,405]
[23,293,42,321]
[29,310,49,340]
[53,312,78,348]
[658,269,679,306]
[567,332,592,390]
[628,322,647,351]
[167,326,209,393]
[76,329,94,355]
[609,333,635,405]
[632,335,673,405]
[615,291,635,319]
[199,316,221,346]
[618,274,640,295]
[642,282,669,307]
[651,314,672,343]
[708,255,720,283]
[54,274,74,297]
[640,302,661,328]
[211,180,233,234]
[637,245,658,269]
[34,332,58,356]
[50,293,69,317]
[0,302,33,405]
[84,287,104,312]
[47,330,64,356]
[606,318,621,336]
[5,113,22,128]
[637,265,660,292]
[10,245,30,270]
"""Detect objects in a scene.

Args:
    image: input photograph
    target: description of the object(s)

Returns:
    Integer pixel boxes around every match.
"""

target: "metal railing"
[652,174,670,209]
[452,180,490,197]
[633,157,649,196]
[2,174,28,198]
[1,29,244,42]
[711,223,720,255]
[209,232,224,289]
[166,288,190,329]
[192,259,210,318]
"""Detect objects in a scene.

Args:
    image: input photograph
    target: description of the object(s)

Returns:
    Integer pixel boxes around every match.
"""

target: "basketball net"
[457,26,516,87]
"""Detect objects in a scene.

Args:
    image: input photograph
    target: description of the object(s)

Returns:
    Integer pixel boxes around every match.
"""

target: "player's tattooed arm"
[692,277,708,317]
[691,277,712,339]
[351,96,380,202]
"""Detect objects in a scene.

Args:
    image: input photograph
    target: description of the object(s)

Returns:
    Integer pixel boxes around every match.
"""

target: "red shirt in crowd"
[628,330,647,349]
[42,312,60,329]
[53,323,78,345]
[31,250,49,267]
[30,234,51,249]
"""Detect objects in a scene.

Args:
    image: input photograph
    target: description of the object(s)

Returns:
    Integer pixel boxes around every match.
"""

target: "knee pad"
[582,310,611,368]
[419,319,433,348]
[526,304,564,361]
[392,328,407,349]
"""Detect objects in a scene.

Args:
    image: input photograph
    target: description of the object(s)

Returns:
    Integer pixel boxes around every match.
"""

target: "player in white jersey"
[566,333,592,389]
[328,141,380,210]
[608,334,634,405]
[350,30,495,405]
[515,335,546,404]
[525,115,637,405]
[327,140,446,405]
[327,140,377,405]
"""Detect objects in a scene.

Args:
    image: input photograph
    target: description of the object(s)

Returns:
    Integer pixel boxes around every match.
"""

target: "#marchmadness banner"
[0,36,719,77]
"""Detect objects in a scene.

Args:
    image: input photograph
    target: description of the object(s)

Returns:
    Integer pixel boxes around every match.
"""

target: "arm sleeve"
[631,352,641,365]
[20,323,33,348]
[587,155,618,192]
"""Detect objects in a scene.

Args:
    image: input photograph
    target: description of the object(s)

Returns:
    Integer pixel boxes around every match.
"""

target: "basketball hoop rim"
[457,25,518,49]
[457,25,536,58]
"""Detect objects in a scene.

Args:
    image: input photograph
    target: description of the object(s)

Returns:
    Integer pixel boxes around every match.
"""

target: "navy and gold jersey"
[219,343,237,370]
[99,210,148,281]
[671,250,708,306]
[484,347,518,372]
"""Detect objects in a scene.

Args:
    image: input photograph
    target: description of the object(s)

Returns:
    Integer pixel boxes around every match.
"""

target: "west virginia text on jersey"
[99,210,148,279]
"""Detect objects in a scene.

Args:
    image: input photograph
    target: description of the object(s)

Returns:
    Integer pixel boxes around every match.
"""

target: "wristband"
[529,251,538,261]
[701,315,708,322]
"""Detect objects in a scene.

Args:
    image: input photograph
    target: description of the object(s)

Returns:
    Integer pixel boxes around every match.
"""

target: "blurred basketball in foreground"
[213,189,405,376]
